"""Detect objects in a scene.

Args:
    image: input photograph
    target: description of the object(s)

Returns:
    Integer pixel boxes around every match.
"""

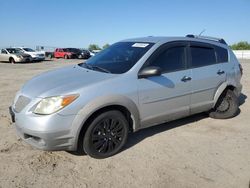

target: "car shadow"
[239,93,247,106]
[123,112,207,152]
[0,61,39,64]
[42,59,54,62]
[123,92,247,152]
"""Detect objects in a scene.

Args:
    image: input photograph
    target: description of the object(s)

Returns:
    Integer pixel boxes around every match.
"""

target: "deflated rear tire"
[83,110,128,159]
[209,90,239,119]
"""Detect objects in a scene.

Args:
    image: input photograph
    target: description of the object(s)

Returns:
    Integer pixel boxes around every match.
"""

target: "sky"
[0,0,249,48]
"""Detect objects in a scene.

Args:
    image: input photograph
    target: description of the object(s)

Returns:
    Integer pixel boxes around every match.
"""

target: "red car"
[54,48,77,59]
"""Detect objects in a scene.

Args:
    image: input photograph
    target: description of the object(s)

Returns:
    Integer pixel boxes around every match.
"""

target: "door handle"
[217,70,225,75]
[181,76,192,82]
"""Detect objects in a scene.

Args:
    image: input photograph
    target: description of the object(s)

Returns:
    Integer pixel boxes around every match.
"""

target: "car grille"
[14,95,31,113]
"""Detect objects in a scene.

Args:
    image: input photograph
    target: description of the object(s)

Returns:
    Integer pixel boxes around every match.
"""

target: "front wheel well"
[76,105,134,152]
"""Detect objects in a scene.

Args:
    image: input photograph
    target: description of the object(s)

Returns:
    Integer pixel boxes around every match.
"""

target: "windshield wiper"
[82,63,111,73]
[83,63,92,70]
[91,65,111,73]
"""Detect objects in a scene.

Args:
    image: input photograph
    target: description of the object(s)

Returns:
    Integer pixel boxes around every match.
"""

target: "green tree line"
[88,43,110,51]
[230,41,250,50]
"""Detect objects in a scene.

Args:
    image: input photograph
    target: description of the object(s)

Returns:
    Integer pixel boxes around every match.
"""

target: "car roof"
[121,36,228,48]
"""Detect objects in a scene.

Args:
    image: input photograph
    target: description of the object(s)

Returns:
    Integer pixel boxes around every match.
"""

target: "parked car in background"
[16,47,45,61]
[9,35,242,158]
[92,49,101,54]
[79,49,91,59]
[0,48,32,64]
[54,48,77,59]
[53,48,91,59]
[35,46,56,59]
[45,52,54,59]
[64,48,91,59]
[87,50,95,57]
[67,48,84,59]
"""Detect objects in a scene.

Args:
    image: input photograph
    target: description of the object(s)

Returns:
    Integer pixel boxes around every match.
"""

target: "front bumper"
[9,106,78,151]
[16,57,32,63]
[32,56,45,61]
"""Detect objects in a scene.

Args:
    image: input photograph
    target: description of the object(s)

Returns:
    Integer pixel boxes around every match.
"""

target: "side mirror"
[138,66,162,79]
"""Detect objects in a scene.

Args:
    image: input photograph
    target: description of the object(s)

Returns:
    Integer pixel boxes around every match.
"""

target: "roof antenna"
[199,29,206,36]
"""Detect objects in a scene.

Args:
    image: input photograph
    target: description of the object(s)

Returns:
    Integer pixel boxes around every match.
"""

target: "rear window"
[190,46,216,67]
[215,46,228,63]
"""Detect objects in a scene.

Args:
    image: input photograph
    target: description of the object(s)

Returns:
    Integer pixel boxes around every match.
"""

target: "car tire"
[82,110,129,159]
[209,89,239,119]
[64,55,68,59]
[9,58,15,64]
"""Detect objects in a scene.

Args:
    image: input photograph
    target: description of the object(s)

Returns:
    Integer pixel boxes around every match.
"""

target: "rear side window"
[190,46,216,67]
[215,46,228,63]
[150,46,186,73]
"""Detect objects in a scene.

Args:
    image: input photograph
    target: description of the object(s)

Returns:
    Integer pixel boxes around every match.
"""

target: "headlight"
[33,94,79,115]
[17,55,23,58]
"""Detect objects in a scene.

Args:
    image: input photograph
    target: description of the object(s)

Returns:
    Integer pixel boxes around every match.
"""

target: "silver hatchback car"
[10,35,242,158]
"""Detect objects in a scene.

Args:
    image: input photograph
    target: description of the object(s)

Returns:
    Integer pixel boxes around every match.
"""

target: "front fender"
[70,95,140,149]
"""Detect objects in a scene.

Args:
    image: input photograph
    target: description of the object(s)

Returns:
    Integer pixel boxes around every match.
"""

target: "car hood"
[21,65,117,98]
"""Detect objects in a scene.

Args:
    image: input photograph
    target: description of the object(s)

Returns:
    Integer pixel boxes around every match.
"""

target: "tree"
[88,44,101,51]
[102,43,110,49]
[230,41,250,50]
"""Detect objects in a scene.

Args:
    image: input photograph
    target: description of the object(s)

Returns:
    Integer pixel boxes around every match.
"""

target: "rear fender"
[213,82,237,108]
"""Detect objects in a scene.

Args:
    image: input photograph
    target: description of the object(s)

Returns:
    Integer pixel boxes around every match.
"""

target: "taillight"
[239,64,243,75]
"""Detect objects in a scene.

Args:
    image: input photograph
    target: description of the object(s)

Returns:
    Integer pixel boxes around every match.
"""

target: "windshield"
[79,42,154,74]
[23,48,35,52]
[6,48,22,54]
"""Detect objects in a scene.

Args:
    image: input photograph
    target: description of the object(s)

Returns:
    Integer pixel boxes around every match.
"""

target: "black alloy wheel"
[83,110,128,159]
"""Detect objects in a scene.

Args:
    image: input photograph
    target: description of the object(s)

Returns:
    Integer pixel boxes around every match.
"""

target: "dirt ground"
[0,58,249,188]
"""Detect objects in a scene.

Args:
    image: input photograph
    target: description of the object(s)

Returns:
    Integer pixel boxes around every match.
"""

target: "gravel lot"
[0,59,249,188]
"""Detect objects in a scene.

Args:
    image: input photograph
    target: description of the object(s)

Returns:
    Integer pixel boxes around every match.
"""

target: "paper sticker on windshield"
[132,43,149,48]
